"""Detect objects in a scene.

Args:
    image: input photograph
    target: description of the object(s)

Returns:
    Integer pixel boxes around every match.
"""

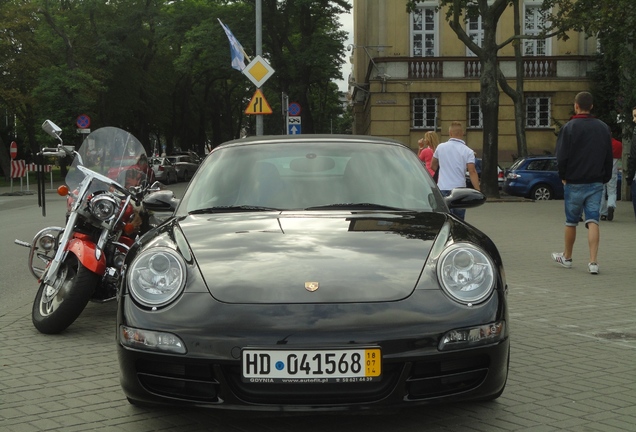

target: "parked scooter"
[15,120,178,334]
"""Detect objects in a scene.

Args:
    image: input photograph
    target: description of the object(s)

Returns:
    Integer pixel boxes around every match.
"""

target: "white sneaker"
[552,252,572,269]
[588,262,599,274]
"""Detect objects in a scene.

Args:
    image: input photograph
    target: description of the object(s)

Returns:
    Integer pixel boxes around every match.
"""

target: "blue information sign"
[288,124,302,135]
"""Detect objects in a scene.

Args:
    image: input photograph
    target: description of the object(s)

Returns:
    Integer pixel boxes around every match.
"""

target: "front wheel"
[531,184,553,200]
[32,255,99,334]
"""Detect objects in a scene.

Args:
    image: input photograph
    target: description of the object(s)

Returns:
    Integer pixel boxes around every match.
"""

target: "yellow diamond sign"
[243,55,275,88]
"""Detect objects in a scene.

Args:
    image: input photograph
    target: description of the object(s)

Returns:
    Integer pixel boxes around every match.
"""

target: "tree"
[541,0,636,200]
[261,0,350,134]
[405,0,513,198]
[1,0,351,166]
[405,0,567,198]
[0,1,44,179]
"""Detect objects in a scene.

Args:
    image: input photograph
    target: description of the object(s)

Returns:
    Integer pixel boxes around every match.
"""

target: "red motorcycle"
[15,120,178,334]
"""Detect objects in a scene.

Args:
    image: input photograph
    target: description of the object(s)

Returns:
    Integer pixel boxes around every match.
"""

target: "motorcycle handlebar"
[40,148,67,158]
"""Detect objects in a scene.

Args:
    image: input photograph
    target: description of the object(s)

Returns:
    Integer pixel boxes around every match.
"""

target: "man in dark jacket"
[627,106,636,221]
[552,92,612,275]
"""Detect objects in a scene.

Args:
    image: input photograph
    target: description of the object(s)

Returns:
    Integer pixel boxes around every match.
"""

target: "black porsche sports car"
[117,135,509,411]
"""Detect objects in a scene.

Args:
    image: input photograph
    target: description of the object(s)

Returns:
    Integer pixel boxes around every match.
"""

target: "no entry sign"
[10,141,17,159]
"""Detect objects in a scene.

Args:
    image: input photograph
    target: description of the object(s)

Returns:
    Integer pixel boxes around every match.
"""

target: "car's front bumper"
[117,289,509,410]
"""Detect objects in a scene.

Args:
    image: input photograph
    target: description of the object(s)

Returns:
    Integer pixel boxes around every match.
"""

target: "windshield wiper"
[189,205,281,214]
[304,203,405,211]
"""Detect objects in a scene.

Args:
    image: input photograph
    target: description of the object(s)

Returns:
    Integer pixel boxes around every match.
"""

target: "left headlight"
[437,242,495,305]
[89,193,118,221]
[128,247,186,307]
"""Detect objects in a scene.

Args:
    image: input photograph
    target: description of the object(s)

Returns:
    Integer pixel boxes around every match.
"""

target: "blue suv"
[503,156,563,200]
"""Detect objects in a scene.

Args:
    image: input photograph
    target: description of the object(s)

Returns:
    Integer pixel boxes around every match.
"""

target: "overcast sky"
[336,10,354,92]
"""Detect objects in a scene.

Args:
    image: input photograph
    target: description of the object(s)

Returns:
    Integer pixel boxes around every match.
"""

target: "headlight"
[128,247,186,307]
[38,233,57,251]
[437,243,495,305]
[89,193,118,221]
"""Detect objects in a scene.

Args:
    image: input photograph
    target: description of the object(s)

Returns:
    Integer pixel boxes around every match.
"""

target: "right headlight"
[437,242,495,305]
[127,247,186,307]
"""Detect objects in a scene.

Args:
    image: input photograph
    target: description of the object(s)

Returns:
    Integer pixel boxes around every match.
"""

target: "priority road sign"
[243,55,275,88]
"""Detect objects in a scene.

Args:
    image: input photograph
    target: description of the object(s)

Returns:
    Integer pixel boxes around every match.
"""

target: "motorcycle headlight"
[89,194,118,221]
[128,247,186,307]
[38,233,57,251]
[437,243,495,305]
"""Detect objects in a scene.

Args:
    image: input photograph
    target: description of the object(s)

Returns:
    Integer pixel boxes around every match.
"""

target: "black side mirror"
[444,188,486,209]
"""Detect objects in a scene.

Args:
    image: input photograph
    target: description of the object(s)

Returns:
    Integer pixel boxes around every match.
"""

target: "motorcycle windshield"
[65,127,148,191]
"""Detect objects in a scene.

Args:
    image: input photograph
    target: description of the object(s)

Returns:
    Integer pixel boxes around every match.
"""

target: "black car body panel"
[116,135,509,411]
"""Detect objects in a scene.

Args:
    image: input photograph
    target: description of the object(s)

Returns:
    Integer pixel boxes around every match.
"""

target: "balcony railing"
[367,56,593,81]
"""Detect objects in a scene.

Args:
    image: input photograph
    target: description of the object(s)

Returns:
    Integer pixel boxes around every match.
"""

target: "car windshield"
[178,140,444,214]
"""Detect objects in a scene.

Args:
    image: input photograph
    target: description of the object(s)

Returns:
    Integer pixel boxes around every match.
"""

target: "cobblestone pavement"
[1,193,635,431]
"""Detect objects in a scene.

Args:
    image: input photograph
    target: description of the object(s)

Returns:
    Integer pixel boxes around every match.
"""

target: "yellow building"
[350,0,597,164]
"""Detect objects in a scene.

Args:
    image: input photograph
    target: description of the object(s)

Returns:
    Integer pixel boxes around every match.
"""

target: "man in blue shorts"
[552,92,612,274]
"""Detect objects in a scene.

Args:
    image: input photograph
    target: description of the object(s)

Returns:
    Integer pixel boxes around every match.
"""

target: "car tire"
[531,184,553,200]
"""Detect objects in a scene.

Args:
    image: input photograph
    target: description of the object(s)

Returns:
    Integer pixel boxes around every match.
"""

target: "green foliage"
[0,0,352,159]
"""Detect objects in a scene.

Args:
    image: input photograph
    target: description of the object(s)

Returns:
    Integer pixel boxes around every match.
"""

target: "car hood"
[177,212,447,304]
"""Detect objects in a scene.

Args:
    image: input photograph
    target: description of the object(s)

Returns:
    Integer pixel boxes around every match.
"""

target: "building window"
[411,4,438,57]
[523,2,550,56]
[412,95,438,129]
[526,95,551,128]
[466,14,483,57]
[467,94,483,129]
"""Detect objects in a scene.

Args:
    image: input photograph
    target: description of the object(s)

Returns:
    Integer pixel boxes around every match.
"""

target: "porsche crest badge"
[305,282,319,292]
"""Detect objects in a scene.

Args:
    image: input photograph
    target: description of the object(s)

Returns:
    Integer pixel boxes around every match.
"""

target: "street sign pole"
[256,0,263,136]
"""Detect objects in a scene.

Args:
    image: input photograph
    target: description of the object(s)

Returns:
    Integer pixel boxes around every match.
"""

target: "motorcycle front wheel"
[32,254,99,334]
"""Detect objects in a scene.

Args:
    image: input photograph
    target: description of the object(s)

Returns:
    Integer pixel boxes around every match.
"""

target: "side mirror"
[444,188,487,209]
[42,120,62,140]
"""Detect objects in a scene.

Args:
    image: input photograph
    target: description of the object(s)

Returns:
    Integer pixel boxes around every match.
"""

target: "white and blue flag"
[218,19,249,71]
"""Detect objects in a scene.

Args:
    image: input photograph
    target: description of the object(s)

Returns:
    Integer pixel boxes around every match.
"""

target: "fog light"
[119,325,186,354]
[438,321,505,351]
[39,234,57,251]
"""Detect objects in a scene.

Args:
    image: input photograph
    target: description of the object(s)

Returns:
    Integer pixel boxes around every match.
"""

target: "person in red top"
[600,134,622,221]
[417,131,440,180]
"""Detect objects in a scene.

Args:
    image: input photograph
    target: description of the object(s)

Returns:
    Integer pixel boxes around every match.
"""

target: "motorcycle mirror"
[42,120,63,140]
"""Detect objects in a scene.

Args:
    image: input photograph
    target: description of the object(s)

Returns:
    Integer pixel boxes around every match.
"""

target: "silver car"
[150,157,178,184]
[166,154,201,181]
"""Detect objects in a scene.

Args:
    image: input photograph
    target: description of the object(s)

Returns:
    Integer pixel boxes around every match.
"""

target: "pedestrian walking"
[627,106,636,221]
[552,92,612,274]
[600,133,622,221]
[418,131,440,180]
[430,121,479,220]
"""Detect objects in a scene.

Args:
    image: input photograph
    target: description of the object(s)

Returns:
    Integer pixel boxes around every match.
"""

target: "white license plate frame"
[241,348,382,383]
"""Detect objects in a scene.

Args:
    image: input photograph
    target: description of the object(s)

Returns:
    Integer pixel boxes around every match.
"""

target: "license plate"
[242,348,381,383]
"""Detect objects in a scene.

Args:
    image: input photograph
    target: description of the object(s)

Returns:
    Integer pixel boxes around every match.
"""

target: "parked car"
[503,155,561,200]
[150,157,178,184]
[166,154,201,181]
[117,134,509,411]
[466,158,505,189]
[504,155,622,201]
